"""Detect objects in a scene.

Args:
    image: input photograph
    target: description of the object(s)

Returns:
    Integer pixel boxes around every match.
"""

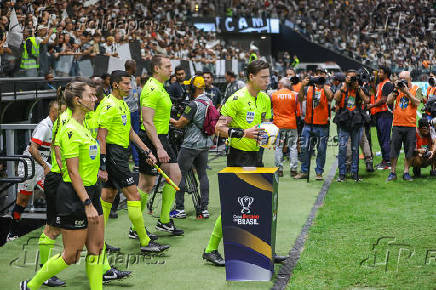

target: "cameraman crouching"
[410,118,436,177]
[170,76,212,219]
[334,70,369,182]
[386,71,421,181]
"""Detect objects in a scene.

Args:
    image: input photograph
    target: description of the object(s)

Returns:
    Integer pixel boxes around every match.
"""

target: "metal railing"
[0,77,73,102]
[0,155,35,215]
[0,124,37,213]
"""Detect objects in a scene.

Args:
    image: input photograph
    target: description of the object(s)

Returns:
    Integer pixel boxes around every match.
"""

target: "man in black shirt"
[167,65,188,103]
[203,71,222,109]
[367,66,395,170]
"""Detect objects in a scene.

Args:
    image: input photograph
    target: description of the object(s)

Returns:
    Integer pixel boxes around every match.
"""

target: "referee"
[137,55,183,236]
[21,82,103,290]
[202,60,287,266]
[97,70,169,253]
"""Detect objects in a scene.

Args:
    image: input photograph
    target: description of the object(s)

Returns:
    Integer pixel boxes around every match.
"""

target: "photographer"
[271,77,299,177]
[367,66,394,170]
[386,71,420,181]
[288,69,304,136]
[295,74,334,180]
[423,74,436,119]
[410,118,436,177]
[334,70,369,182]
[170,76,213,219]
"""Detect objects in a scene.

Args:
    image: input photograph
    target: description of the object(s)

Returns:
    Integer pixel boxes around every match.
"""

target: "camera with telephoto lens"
[290,76,300,85]
[357,67,373,84]
[308,76,326,86]
[396,80,408,89]
[349,76,359,83]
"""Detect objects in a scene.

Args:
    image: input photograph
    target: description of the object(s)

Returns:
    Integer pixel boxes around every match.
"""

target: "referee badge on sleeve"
[89,145,98,160]
[246,111,255,123]
[122,115,127,126]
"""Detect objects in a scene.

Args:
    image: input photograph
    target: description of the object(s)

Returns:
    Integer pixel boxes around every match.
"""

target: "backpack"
[195,98,220,136]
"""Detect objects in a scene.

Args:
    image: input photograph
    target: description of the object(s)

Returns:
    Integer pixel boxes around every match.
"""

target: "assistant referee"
[137,55,184,236]
[97,70,169,253]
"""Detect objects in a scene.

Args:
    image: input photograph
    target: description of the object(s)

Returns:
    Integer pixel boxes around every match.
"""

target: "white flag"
[7,9,23,48]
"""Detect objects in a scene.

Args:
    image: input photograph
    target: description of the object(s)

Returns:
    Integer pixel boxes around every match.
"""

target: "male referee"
[137,55,184,236]
[202,59,287,266]
[97,70,169,253]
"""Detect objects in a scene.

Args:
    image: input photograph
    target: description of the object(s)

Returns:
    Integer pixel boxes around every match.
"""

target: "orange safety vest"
[304,86,329,125]
[338,89,358,112]
[291,82,302,93]
[416,129,432,149]
[393,85,418,127]
[427,86,436,101]
[271,88,298,129]
[372,79,390,114]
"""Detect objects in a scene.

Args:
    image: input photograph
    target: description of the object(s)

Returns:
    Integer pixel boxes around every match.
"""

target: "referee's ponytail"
[51,86,65,149]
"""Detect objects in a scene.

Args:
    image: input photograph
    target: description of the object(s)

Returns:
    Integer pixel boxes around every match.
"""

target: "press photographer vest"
[304,86,329,125]
[427,86,436,100]
[416,129,432,149]
[338,89,358,112]
[393,85,418,127]
[271,88,298,129]
[372,79,390,114]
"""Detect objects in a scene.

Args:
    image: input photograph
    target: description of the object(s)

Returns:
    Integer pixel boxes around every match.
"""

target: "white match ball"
[258,122,279,148]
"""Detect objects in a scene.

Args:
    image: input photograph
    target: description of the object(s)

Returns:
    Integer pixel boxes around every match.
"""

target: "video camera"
[171,99,191,119]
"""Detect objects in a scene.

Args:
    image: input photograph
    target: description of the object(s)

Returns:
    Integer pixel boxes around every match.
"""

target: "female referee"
[21,82,104,290]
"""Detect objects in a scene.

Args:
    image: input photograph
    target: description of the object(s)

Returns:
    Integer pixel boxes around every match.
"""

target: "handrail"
[0,155,35,183]
[0,77,73,83]
[0,124,38,130]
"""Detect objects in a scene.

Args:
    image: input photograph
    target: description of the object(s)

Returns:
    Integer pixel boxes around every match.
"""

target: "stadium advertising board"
[193,17,279,34]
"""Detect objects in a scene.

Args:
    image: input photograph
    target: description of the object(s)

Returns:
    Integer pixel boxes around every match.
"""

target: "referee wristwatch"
[83,198,92,207]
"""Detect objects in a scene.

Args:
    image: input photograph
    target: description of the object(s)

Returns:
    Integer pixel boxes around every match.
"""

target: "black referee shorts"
[227,147,261,167]
[138,130,177,176]
[43,171,62,226]
[55,181,103,230]
[103,143,136,189]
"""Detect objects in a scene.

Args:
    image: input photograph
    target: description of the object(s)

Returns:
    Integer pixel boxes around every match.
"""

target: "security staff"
[96,70,168,253]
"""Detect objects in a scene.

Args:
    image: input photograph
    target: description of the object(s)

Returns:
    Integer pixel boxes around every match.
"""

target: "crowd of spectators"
[279,0,435,70]
[0,0,253,77]
[0,0,434,77]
